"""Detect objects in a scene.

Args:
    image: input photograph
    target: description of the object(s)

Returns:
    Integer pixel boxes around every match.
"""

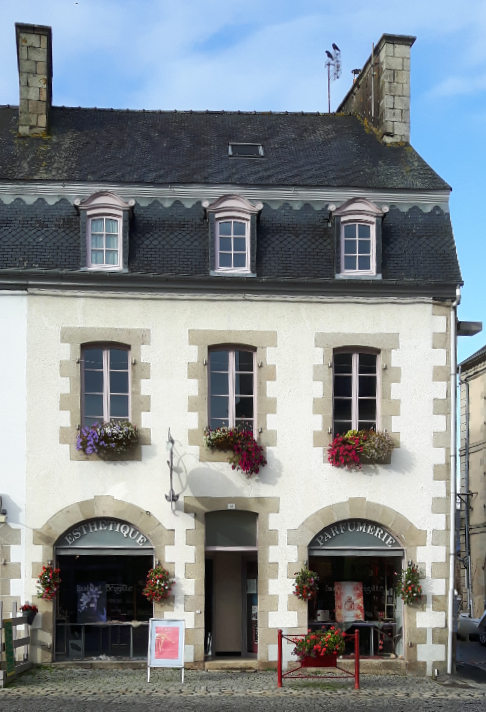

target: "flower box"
[301,654,338,668]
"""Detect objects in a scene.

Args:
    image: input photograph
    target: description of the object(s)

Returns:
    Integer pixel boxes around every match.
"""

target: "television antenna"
[325,43,341,113]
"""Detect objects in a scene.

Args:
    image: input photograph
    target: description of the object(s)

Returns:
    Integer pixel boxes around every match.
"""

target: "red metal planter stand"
[277,629,360,689]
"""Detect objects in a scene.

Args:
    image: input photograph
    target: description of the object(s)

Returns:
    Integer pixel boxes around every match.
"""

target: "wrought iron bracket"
[165,428,179,510]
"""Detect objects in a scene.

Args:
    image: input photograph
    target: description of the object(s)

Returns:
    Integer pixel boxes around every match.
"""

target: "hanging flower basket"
[293,566,320,601]
[328,429,394,469]
[37,565,61,601]
[76,421,139,457]
[204,427,267,477]
[20,604,38,625]
[142,565,174,603]
[396,561,423,605]
[292,627,346,662]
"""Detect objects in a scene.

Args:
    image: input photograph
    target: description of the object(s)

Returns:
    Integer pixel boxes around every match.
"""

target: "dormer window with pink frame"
[204,194,263,276]
[332,198,388,278]
[74,191,134,272]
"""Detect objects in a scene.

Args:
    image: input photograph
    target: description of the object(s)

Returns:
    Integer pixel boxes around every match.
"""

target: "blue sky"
[1,0,485,362]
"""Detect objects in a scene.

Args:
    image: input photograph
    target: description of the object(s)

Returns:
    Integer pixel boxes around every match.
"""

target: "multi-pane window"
[89,217,120,268]
[216,220,249,272]
[342,222,373,274]
[209,349,255,431]
[82,346,130,427]
[333,351,378,435]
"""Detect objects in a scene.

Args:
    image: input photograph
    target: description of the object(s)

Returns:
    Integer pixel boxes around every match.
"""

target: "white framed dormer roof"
[331,197,388,220]
[74,191,135,213]
[203,194,263,218]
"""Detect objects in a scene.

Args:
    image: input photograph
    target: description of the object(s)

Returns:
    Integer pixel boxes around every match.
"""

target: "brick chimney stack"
[15,23,52,137]
[337,34,416,145]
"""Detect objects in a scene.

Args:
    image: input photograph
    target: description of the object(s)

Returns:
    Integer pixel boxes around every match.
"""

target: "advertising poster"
[334,581,365,623]
[148,618,185,682]
[77,582,107,623]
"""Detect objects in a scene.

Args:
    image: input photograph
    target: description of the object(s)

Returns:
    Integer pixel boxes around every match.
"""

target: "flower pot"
[301,654,338,668]
[25,611,37,625]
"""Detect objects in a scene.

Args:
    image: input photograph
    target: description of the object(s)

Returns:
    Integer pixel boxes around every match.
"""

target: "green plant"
[142,565,174,603]
[328,429,394,469]
[76,421,139,457]
[204,426,267,477]
[396,561,423,605]
[292,627,346,660]
[37,565,61,600]
[293,566,319,601]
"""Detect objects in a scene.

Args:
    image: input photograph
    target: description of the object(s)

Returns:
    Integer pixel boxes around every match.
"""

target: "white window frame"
[87,215,121,270]
[208,347,256,433]
[340,218,376,276]
[81,344,131,427]
[332,348,380,436]
[203,194,263,277]
[332,198,387,278]
[215,218,251,273]
[74,191,135,272]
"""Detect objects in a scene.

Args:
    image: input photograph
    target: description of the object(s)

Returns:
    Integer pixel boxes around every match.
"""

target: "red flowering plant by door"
[36,565,61,600]
[292,626,346,660]
[396,561,423,606]
[142,565,174,603]
[293,566,319,601]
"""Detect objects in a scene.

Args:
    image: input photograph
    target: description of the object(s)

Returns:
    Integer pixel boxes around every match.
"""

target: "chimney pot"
[15,23,52,137]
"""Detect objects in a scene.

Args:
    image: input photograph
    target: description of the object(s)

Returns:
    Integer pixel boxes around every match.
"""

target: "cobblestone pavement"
[1,667,486,711]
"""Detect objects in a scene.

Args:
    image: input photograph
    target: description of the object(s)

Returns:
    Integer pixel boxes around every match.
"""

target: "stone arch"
[286,497,427,673]
[31,495,175,662]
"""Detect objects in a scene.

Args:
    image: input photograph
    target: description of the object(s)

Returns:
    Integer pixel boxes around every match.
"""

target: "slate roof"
[460,344,486,370]
[0,106,449,190]
[0,198,462,285]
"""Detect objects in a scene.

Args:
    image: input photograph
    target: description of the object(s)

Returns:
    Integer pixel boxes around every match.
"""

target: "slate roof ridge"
[1,103,333,116]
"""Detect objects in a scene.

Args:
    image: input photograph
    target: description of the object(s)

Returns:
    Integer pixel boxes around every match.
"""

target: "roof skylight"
[228,143,264,158]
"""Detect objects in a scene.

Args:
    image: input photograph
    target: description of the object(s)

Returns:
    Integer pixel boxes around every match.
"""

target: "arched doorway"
[54,517,154,660]
[307,519,405,659]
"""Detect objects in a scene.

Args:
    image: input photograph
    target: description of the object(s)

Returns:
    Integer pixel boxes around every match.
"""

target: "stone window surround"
[59,327,151,461]
[188,329,277,460]
[183,496,279,666]
[286,497,450,676]
[30,495,175,663]
[313,332,401,451]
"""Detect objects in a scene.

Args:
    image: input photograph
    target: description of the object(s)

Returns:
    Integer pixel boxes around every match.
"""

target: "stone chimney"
[15,23,52,137]
[337,34,416,144]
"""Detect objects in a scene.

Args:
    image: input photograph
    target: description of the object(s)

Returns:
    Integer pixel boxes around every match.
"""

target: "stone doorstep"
[205,658,259,671]
[50,661,147,670]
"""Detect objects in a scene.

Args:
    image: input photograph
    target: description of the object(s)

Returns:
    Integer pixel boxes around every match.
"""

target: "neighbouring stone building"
[0,24,464,675]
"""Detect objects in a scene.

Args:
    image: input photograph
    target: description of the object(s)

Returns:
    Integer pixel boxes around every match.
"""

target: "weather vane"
[325,43,341,113]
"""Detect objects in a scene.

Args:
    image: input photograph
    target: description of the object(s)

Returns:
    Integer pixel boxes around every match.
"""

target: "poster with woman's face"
[334,582,364,623]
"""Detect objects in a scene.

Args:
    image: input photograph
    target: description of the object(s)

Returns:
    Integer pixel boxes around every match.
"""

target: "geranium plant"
[37,565,61,601]
[396,561,423,605]
[142,565,174,603]
[293,566,320,601]
[328,429,394,469]
[204,427,267,477]
[76,421,139,457]
[20,604,38,624]
[292,626,346,660]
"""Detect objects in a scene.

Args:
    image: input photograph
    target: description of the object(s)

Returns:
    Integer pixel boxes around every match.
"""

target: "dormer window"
[74,191,134,272]
[332,198,388,278]
[204,194,263,277]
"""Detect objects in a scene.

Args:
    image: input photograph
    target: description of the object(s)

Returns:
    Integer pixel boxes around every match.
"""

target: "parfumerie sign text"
[64,520,149,547]
[313,520,397,547]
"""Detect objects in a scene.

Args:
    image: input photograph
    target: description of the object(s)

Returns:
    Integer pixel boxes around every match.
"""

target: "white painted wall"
[20,291,448,671]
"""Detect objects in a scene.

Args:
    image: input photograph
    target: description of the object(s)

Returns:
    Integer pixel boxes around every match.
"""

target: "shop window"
[81,344,130,427]
[209,347,255,432]
[333,350,378,435]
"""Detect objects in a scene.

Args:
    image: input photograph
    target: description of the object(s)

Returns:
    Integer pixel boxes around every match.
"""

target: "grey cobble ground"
[1,668,486,711]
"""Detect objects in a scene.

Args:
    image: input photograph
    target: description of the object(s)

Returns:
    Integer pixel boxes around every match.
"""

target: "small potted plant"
[396,561,423,605]
[37,565,61,601]
[292,626,346,667]
[142,565,174,603]
[328,429,394,469]
[76,421,139,458]
[204,426,267,477]
[293,566,320,601]
[20,604,38,625]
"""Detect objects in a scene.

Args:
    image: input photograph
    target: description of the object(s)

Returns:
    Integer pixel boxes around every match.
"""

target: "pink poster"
[334,582,364,623]
[154,626,180,660]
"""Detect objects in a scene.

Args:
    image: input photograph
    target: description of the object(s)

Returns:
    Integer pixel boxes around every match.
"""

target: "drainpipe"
[461,370,473,616]
[447,287,461,675]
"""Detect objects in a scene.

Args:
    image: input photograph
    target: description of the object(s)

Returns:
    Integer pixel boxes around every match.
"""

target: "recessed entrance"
[204,510,258,659]
[54,518,154,660]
